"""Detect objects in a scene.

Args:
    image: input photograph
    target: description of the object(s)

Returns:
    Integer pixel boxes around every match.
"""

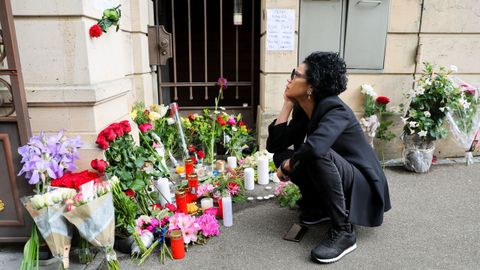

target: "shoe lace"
[326,228,342,246]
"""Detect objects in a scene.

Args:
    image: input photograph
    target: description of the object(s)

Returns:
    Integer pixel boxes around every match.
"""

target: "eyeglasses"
[290,68,306,80]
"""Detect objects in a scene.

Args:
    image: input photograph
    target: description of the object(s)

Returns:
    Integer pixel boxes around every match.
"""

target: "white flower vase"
[402,135,436,173]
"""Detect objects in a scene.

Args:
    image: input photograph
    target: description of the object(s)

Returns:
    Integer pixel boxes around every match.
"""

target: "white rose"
[361,84,377,97]
[417,87,425,95]
[424,111,431,118]
[31,195,45,209]
[450,65,458,72]
[167,118,175,125]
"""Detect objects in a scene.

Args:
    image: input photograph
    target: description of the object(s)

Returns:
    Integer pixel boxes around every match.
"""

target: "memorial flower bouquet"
[446,79,480,165]
[18,130,82,269]
[400,62,460,172]
[274,181,301,209]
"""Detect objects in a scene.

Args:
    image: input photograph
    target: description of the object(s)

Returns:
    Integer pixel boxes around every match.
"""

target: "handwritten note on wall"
[266,9,295,51]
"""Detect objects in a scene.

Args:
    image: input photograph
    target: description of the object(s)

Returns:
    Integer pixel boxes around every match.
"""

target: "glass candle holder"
[170,230,185,260]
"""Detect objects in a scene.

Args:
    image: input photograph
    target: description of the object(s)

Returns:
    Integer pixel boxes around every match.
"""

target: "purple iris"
[17,130,83,185]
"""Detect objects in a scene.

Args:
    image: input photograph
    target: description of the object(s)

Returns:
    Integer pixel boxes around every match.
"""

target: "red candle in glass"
[184,158,194,177]
[170,230,185,260]
[175,190,188,214]
[187,173,199,200]
[216,197,223,219]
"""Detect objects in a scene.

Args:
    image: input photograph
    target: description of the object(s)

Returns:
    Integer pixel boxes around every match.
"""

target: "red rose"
[188,144,196,153]
[197,150,205,159]
[119,120,132,133]
[188,114,195,122]
[238,121,246,127]
[376,96,390,105]
[95,136,109,149]
[152,203,162,210]
[124,189,135,198]
[110,123,124,137]
[103,128,117,142]
[165,203,177,212]
[139,123,153,133]
[191,156,197,164]
[91,159,108,174]
[89,24,103,38]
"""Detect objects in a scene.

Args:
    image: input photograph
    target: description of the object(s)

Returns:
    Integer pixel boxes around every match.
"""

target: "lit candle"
[201,198,214,210]
[222,196,233,227]
[155,178,171,207]
[227,156,237,169]
[257,157,269,185]
[244,167,255,191]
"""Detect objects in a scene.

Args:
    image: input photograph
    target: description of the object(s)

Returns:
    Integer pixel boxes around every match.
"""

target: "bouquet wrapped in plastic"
[22,188,77,269]
[446,79,480,165]
[63,182,119,269]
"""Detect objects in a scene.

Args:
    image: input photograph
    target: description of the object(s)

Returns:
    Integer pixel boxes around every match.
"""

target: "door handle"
[356,0,382,6]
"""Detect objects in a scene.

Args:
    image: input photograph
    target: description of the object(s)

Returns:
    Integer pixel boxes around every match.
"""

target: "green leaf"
[135,157,145,168]
[130,179,146,191]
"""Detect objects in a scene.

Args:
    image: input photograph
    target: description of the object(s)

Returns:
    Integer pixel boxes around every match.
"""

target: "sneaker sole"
[311,243,357,264]
[300,217,330,225]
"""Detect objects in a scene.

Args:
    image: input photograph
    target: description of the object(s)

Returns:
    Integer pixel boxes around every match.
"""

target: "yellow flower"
[241,126,248,133]
[176,165,185,174]
[130,109,138,119]
[149,104,160,112]
[149,111,161,121]
[187,202,199,214]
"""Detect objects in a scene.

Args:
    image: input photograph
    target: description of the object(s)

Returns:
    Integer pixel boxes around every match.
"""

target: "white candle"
[244,167,255,191]
[201,198,214,210]
[222,196,233,227]
[257,157,269,185]
[155,178,172,206]
[227,156,237,169]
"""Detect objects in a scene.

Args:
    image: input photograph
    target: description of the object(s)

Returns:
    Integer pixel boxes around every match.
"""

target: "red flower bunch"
[91,159,108,174]
[51,170,100,190]
[376,96,390,105]
[217,116,227,126]
[95,120,131,149]
[197,150,205,159]
[89,24,103,38]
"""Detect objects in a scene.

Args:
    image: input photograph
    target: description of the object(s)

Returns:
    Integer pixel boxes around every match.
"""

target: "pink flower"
[204,207,218,216]
[168,213,200,244]
[197,213,220,237]
[146,225,154,232]
[274,181,288,196]
[139,123,153,133]
[150,218,159,227]
[197,184,214,197]
[227,182,240,196]
[227,117,236,125]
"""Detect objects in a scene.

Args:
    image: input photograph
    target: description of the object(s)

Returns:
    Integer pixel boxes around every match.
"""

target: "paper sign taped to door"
[266,9,295,51]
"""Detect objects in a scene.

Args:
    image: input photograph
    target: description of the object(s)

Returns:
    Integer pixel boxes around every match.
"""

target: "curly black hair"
[303,52,348,99]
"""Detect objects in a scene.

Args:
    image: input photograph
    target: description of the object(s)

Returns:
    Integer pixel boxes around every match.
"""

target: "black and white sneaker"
[310,226,357,264]
[299,210,331,225]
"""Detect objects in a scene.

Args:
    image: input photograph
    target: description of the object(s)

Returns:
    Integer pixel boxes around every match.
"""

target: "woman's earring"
[307,89,312,99]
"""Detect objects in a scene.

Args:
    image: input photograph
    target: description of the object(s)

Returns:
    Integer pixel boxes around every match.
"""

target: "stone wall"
[12,0,155,168]
[258,0,480,160]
